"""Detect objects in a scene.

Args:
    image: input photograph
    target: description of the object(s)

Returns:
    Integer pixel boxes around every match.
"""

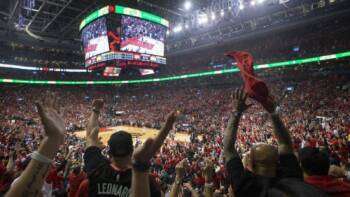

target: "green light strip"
[79,6,109,31]
[115,5,169,27]
[79,5,169,31]
[1,51,349,85]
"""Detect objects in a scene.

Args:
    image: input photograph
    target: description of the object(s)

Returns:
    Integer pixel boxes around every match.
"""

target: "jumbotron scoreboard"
[80,5,169,77]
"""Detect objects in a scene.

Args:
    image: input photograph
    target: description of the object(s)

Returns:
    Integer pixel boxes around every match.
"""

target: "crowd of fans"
[122,16,166,42]
[82,17,108,47]
[0,60,349,196]
[0,2,349,195]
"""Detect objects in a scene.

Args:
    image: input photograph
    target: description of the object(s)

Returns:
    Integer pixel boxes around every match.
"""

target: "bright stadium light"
[185,24,189,29]
[211,12,216,20]
[239,4,245,10]
[251,1,256,6]
[220,10,224,17]
[202,14,208,24]
[198,13,208,25]
[173,25,183,33]
[184,1,192,10]
[257,0,265,4]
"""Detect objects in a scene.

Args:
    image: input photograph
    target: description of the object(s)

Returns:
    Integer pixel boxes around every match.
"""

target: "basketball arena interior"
[0,0,350,196]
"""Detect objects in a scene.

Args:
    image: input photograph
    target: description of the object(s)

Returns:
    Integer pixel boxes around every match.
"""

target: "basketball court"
[75,125,191,145]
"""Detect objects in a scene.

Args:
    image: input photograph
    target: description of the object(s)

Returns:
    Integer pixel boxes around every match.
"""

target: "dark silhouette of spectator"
[223,88,328,196]
[299,147,350,197]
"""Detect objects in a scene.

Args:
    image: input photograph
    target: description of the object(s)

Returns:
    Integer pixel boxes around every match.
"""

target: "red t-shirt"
[308,138,317,148]
[46,168,64,190]
[193,175,205,187]
[68,172,86,197]
[305,175,350,197]
[75,179,88,197]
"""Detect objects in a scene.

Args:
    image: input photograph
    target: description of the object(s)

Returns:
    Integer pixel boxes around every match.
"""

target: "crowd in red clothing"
[0,1,349,195]
[0,60,349,196]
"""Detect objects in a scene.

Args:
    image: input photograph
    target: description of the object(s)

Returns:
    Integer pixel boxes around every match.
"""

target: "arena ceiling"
[0,0,210,43]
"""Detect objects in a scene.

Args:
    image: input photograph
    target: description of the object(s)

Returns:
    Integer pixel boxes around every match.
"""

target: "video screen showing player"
[121,16,166,57]
[106,15,122,52]
[82,17,109,60]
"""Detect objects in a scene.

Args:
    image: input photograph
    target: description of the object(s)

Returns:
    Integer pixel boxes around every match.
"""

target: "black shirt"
[84,146,161,197]
[226,153,303,197]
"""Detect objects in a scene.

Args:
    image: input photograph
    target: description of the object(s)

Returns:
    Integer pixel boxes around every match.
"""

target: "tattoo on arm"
[21,162,50,197]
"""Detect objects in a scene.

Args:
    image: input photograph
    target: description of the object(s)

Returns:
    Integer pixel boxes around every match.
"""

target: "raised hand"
[6,97,66,197]
[203,159,215,183]
[133,111,178,164]
[224,89,250,163]
[175,159,187,180]
[36,97,65,145]
[86,99,104,148]
[164,111,178,130]
[233,88,252,113]
[92,99,104,112]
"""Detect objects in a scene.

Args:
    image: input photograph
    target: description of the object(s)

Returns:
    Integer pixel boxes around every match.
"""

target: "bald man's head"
[250,143,278,177]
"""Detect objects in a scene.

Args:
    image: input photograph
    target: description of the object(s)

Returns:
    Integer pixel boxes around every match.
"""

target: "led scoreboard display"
[85,51,166,67]
[80,5,169,70]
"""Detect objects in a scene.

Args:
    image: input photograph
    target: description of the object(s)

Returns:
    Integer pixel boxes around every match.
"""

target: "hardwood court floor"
[75,125,190,145]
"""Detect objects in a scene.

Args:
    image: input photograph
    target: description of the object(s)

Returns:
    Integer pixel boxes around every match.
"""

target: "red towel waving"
[226,51,274,111]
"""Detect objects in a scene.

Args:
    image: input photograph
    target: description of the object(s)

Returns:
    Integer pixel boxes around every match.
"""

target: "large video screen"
[81,17,110,60]
[121,16,166,57]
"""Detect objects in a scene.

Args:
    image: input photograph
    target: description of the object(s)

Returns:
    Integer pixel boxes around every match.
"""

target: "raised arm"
[261,98,293,155]
[169,159,187,197]
[6,151,15,173]
[86,99,103,148]
[84,99,107,173]
[6,99,65,197]
[203,159,215,197]
[223,89,251,162]
[269,113,293,154]
[260,96,302,178]
[7,135,22,172]
[131,111,178,197]
[63,149,74,180]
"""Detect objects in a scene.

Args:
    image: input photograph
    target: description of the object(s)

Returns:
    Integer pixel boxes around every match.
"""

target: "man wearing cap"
[76,99,175,197]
